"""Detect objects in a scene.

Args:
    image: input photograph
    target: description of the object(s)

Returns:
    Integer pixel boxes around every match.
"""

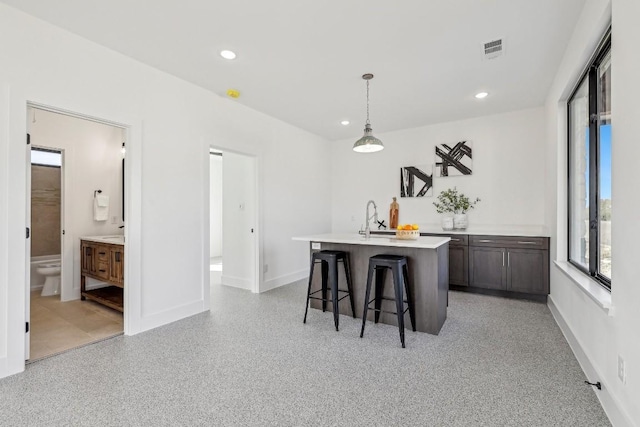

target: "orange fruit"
[412,224,419,230]
[403,224,412,230]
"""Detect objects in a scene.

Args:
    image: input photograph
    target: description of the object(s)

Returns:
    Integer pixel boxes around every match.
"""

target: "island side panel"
[307,241,447,335]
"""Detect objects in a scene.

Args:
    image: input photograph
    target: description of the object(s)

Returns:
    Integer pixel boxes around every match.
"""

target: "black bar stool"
[360,254,416,348]
[303,250,355,331]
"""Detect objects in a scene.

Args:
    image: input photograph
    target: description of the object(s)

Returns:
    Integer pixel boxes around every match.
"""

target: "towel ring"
[94,190,102,198]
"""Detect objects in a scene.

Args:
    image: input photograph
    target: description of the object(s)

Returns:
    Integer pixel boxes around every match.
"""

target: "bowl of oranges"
[395,224,420,240]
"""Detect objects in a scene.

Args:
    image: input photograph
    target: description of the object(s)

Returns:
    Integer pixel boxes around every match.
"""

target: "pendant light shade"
[353,73,384,153]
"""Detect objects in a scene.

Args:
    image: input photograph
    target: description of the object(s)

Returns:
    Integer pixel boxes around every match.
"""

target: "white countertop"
[367,226,549,237]
[80,235,125,245]
[293,233,450,249]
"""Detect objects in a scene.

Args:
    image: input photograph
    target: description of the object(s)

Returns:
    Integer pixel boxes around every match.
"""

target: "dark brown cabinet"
[380,231,549,301]
[506,248,548,294]
[445,235,469,287]
[469,246,506,290]
[468,235,549,298]
[80,239,124,312]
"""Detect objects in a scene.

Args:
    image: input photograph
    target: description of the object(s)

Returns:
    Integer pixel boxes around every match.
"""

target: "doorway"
[26,106,125,361]
[209,150,223,285]
[209,147,259,293]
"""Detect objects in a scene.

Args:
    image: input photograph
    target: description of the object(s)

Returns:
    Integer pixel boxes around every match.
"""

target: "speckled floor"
[1,280,610,426]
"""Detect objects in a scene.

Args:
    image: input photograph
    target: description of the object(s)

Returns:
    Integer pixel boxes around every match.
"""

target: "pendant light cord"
[366,80,370,125]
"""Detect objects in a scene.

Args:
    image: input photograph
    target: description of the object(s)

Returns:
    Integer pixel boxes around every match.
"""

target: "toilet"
[37,262,61,297]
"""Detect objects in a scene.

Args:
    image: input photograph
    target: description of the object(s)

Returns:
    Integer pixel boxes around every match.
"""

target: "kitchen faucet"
[360,200,378,239]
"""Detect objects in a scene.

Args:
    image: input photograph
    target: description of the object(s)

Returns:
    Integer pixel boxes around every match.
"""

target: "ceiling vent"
[482,38,504,60]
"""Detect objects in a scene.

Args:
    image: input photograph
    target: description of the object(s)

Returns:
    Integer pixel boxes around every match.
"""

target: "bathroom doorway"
[209,150,223,285]
[26,106,125,361]
[209,147,259,293]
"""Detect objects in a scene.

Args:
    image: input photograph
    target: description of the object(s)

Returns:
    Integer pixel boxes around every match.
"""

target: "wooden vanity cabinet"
[80,239,124,312]
[109,247,124,285]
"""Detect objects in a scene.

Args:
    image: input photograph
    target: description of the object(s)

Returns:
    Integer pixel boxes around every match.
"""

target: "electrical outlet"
[311,242,321,250]
[263,264,268,273]
[618,355,626,384]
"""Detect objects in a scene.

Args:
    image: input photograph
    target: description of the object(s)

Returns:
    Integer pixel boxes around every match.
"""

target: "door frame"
[24,101,134,358]
[208,145,261,294]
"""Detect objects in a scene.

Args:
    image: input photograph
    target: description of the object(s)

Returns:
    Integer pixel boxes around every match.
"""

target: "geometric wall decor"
[435,140,473,177]
[400,164,433,197]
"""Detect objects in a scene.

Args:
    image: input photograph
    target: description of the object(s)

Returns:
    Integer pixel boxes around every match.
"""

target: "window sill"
[553,261,613,316]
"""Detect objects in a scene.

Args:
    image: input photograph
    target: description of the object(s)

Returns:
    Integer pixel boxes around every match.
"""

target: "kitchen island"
[293,233,450,335]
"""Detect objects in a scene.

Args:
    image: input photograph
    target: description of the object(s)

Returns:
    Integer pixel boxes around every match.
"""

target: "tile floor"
[29,290,123,361]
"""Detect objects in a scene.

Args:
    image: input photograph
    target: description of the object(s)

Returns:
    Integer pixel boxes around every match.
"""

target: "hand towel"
[94,194,109,221]
[96,194,109,207]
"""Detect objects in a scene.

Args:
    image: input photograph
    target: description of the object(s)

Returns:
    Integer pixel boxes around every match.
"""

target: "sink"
[81,235,125,244]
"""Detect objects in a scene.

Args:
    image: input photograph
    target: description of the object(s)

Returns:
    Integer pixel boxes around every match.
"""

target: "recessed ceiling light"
[475,92,489,99]
[220,50,236,60]
[341,120,350,126]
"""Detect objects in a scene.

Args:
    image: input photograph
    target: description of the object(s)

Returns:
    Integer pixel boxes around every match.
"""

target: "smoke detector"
[482,38,504,60]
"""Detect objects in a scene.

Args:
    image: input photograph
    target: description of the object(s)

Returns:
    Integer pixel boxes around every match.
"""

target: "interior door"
[25,133,31,360]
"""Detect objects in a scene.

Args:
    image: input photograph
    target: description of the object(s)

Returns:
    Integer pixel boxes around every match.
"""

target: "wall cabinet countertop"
[370,227,549,238]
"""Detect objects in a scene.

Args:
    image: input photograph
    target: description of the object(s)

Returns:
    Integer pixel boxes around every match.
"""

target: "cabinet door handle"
[502,250,505,266]
[508,252,510,267]
[451,238,461,242]
[478,239,493,243]
[517,241,537,245]
[99,269,106,273]
[99,252,106,255]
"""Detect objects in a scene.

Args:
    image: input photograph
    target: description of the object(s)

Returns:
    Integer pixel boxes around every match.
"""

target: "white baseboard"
[30,284,44,292]
[221,274,252,290]
[135,299,208,335]
[548,296,635,427]
[261,269,307,293]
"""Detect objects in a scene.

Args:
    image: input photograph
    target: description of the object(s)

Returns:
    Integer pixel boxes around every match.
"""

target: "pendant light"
[353,73,384,153]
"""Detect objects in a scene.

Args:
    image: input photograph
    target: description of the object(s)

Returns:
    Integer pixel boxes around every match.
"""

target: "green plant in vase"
[433,187,480,230]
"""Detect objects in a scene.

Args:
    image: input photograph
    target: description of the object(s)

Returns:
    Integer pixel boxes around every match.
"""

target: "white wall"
[544,0,639,425]
[209,154,223,258]
[0,3,332,379]
[330,108,547,233]
[221,151,255,290]
[29,108,124,301]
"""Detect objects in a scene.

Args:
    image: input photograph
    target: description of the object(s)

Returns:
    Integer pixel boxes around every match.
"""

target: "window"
[568,30,611,288]
[31,148,62,167]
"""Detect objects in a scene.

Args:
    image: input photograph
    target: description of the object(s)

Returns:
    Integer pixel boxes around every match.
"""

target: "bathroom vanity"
[80,236,124,312]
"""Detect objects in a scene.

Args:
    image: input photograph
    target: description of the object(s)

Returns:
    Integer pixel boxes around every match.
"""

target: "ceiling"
[2,0,586,141]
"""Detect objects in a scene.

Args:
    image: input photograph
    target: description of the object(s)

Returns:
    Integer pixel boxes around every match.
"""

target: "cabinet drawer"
[469,235,548,250]
[423,233,468,247]
[95,261,109,279]
[96,246,110,261]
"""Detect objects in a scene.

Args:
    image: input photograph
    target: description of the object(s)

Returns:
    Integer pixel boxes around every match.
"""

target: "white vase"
[453,213,468,230]
[441,216,454,231]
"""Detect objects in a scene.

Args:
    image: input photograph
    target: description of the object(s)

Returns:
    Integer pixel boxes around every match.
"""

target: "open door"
[24,133,31,360]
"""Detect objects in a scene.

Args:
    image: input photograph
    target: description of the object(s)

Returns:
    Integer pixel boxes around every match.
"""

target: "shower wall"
[31,165,61,257]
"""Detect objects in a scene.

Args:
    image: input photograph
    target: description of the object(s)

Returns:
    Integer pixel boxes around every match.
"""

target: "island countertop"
[293,233,450,249]
[295,232,449,335]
